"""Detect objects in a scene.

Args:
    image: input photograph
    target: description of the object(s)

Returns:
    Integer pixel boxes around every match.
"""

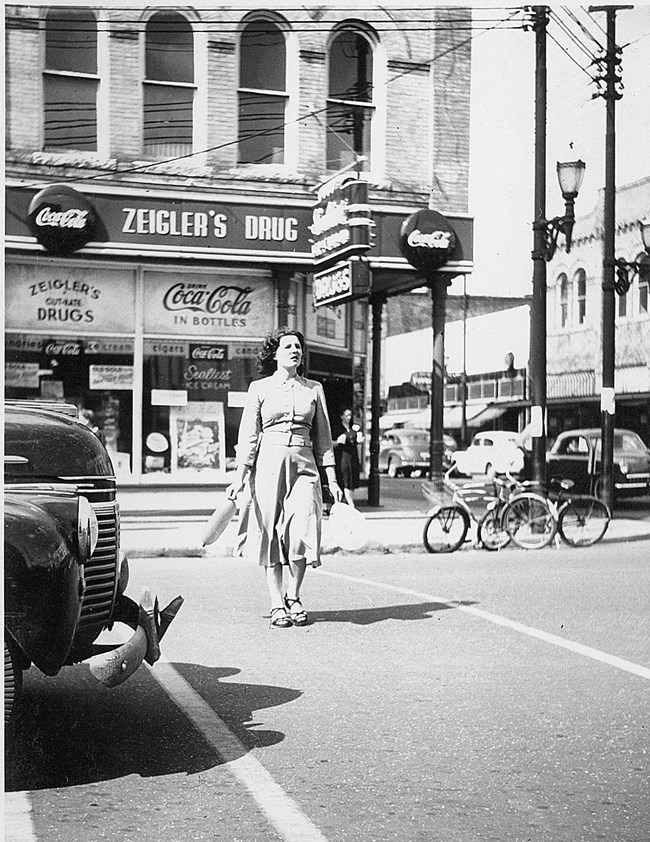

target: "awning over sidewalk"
[380,403,507,431]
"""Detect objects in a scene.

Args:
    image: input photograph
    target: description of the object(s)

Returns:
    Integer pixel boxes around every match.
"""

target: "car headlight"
[618,461,628,475]
[78,496,99,559]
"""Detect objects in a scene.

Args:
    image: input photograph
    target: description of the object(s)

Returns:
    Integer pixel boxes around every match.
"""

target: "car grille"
[77,502,120,631]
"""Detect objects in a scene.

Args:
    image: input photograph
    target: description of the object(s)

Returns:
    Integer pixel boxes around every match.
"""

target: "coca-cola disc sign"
[28,184,98,254]
[398,209,457,274]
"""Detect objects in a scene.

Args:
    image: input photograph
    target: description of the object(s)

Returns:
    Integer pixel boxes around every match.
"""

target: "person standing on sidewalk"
[226,328,343,628]
[333,408,361,508]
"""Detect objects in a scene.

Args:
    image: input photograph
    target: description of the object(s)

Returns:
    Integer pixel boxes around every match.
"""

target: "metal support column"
[368,293,385,507]
[429,278,449,486]
[530,5,549,493]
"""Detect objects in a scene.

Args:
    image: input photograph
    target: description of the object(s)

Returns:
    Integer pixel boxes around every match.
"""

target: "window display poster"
[170,401,226,475]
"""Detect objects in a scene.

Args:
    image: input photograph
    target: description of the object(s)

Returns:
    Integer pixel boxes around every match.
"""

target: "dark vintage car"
[546,427,650,499]
[4,401,183,724]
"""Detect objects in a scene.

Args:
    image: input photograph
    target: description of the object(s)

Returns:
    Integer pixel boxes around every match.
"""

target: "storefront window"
[5,333,134,476]
[142,339,259,480]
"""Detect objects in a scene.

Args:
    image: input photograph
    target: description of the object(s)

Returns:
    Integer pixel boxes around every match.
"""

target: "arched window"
[238,19,287,164]
[44,8,98,150]
[638,253,649,315]
[327,28,374,170]
[574,268,587,325]
[559,273,570,328]
[144,12,195,158]
[618,286,628,319]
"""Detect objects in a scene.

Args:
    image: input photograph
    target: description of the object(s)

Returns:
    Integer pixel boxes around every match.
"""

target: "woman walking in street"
[333,408,361,508]
[226,328,343,628]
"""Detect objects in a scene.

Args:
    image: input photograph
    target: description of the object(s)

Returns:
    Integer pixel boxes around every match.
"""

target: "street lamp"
[612,216,650,294]
[541,160,586,260]
[530,156,585,491]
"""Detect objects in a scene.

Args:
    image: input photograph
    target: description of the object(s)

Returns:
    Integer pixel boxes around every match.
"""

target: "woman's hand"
[226,466,250,501]
[329,480,344,502]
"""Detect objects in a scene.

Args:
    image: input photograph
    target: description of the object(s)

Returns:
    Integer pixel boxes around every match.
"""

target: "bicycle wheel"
[423,506,470,553]
[558,497,611,547]
[503,493,556,550]
[477,507,511,551]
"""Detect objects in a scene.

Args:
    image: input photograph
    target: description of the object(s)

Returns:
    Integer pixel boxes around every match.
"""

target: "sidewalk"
[119,486,650,558]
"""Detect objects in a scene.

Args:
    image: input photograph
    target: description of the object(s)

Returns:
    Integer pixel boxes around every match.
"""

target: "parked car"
[451,430,525,477]
[378,428,457,477]
[546,428,650,498]
[4,401,183,725]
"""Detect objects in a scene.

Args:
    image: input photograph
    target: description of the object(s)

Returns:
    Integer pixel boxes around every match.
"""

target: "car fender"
[4,490,83,676]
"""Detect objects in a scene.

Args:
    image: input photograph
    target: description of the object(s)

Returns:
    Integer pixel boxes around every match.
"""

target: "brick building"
[4,5,473,485]
[546,176,650,443]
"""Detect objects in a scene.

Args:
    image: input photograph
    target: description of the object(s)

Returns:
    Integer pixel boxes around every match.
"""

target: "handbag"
[203,498,237,546]
[328,502,368,551]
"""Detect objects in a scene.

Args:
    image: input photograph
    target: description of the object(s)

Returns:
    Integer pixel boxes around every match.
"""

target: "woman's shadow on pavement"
[5,663,300,791]
[309,600,476,625]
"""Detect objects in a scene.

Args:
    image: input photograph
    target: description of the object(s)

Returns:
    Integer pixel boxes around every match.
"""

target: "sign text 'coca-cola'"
[28,185,100,255]
[398,209,457,275]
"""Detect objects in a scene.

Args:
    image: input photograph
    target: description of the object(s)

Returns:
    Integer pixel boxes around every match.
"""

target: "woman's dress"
[236,373,335,567]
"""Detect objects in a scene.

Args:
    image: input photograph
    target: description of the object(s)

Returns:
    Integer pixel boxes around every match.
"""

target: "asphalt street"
[6,538,650,842]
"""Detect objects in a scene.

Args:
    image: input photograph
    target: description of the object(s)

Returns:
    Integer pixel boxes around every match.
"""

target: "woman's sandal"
[284,596,308,627]
[269,607,292,628]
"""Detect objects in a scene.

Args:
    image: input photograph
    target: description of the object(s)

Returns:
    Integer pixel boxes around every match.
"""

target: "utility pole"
[529,5,549,491]
[589,5,632,510]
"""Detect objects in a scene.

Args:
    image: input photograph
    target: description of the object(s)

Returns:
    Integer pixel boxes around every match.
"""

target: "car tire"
[4,639,22,726]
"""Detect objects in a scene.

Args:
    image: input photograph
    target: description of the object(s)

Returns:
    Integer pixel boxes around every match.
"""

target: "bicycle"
[547,476,611,546]
[421,468,517,553]
[479,472,557,551]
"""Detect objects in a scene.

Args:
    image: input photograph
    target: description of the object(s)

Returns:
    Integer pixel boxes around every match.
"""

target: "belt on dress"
[261,430,312,447]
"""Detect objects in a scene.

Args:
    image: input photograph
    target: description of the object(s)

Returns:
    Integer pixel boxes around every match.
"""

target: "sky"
[466,3,650,298]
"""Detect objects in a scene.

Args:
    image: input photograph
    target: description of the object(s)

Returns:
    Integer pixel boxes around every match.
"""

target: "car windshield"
[399,433,428,445]
[593,432,648,454]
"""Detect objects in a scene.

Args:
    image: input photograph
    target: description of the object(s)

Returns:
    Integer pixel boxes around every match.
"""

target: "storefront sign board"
[5,262,136,333]
[143,271,275,337]
[7,186,474,268]
[312,259,370,308]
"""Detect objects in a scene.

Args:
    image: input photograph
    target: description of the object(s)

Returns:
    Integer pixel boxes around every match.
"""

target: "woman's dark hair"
[257,327,306,376]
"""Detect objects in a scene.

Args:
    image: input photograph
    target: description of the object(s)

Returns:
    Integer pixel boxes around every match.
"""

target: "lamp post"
[529,1,585,492]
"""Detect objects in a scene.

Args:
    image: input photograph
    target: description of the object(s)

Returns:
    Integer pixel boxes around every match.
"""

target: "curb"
[121,520,650,559]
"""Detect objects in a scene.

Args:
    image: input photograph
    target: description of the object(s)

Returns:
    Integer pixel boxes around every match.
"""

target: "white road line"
[150,656,329,842]
[318,569,650,681]
[5,791,38,842]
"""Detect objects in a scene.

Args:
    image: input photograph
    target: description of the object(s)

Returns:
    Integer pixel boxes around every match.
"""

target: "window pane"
[44,75,97,150]
[240,21,285,91]
[238,92,285,164]
[326,102,372,168]
[144,85,193,153]
[146,12,194,83]
[618,292,627,318]
[46,9,97,74]
[329,31,373,102]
